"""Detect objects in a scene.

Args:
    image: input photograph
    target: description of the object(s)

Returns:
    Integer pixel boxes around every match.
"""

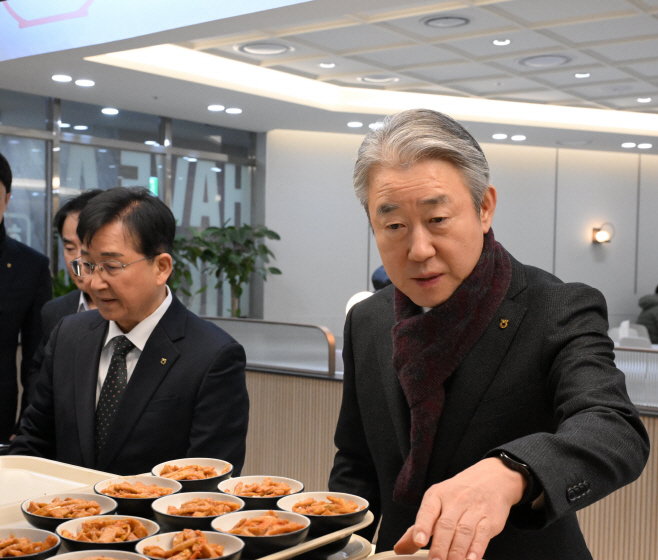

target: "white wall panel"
[483,143,557,273]
[637,154,658,304]
[264,129,367,339]
[555,149,639,328]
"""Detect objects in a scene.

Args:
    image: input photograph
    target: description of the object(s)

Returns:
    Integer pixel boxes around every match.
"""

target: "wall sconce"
[592,222,615,243]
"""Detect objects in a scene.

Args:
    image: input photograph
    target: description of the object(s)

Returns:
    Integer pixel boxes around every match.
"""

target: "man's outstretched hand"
[394,457,526,560]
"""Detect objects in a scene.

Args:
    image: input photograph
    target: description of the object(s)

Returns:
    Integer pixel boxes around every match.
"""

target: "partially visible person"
[11,187,249,475]
[0,151,51,443]
[28,190,103,384]
[371,265,391,291]
[637,285,658,343]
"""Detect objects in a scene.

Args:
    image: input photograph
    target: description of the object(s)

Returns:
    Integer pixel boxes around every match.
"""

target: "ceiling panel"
[352,44,463,68]
[496,90,579,103]
[491,50,605,74]
[586,37,658,62]
[535,66,635,86]
[287,23,408,52]
[452,76,550,95]
[548,15,658,44]
[623,60,658,79]
[410,61,511,83]
[204,40,323,63]
[445,29,565,58]
[272,56,383,79]
[567,81,649,98]
[490,0,633,25]
[609,96,658,109]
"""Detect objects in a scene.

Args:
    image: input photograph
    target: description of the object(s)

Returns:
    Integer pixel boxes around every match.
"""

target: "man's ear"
[155,253,173,286]
[480,185,497,233]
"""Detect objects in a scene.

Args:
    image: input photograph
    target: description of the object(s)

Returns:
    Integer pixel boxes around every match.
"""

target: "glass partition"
[204,317,337,377]
[615,347,658,408]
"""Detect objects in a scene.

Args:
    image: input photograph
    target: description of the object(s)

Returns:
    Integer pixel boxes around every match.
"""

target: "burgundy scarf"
[391,229,511,506]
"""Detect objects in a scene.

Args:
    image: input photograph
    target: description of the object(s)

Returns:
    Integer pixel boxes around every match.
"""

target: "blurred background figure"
[371,265,391,291]
[0,151,51,444]
[636,285,658,344]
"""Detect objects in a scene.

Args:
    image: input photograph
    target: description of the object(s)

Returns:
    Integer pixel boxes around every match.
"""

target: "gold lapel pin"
[6,263,11,268]
[160,358,167,365]
[499,319,509,329]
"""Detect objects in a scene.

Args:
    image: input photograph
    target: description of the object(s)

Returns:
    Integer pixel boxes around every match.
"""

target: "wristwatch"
[497,451,541,505]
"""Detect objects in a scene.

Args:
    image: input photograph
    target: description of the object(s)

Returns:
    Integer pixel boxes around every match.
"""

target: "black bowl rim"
[0,527,61,558]
[152,492,246,520]
[210,509,310,538]
[276,491,370,518]
[21,492,119,519]
[150,458,234,481]
[55,514,160,544]
[93,476,182,499]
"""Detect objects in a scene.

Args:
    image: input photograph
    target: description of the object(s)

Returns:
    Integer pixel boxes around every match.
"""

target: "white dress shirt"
[78,291,91,313]
[96,286,172,404]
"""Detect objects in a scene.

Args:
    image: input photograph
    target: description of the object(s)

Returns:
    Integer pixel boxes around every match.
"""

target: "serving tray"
[0,456,372,560]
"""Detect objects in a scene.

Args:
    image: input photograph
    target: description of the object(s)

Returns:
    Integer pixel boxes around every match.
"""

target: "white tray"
[0,456,373,560]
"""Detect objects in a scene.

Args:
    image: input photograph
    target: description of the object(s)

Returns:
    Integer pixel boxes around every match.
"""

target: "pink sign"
[3,0,95,28]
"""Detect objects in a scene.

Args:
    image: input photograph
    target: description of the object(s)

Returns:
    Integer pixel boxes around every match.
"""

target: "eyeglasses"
[70,256,157,278]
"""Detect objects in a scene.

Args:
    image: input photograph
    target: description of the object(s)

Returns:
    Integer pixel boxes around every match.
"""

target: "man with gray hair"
[329,109,649,560]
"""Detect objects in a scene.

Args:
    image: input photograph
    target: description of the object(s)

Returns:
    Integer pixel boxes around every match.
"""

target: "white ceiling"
[0,0,657,152]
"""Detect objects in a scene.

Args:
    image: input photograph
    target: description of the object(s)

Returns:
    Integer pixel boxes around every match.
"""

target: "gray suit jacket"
[329,254,649,559]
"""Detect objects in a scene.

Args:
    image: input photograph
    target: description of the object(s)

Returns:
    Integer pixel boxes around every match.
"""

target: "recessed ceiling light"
[31,148,41,153]
[511,135,526,141]
[348,122,363,128]
[184,157,198,162]
[492,133,507,140]
[226,108,242,114]
[493,39,511,46]
[75,79,95,87]
[369,122,383,130]
[621,142,636,148]
[638,97,652,103]
[8,139,19,144]
[52,74,72,82]
[101,108,119,115]
[359,75,400,84]
[422,16,470,28]
[638,143,652,149]
[211,167,222,172]
[208,104,225,112]
[519,55,571,68]
[319,63,336,69]
[236,42,292,56]
[59,122,71,128]
[53,147,60,152]
[73,125,88,131]
[574,73,590,79]
[98,149,107,153]
[144,140,160,146]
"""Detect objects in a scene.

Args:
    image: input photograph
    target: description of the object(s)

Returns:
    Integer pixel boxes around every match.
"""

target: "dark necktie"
[95,335,135,457]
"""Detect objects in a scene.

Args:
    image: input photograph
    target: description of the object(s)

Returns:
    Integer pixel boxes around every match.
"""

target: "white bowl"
[94,476,182,517]
[151,458,233,492]
[217,476,304,510]
[136,530,244,560]
[21,492,118,531]
[54,551,148,560]
[0,528,60,560]
[152,492,245,530]
[56,515,159,552]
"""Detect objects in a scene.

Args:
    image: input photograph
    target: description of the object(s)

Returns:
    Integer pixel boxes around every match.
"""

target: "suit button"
[567,489,577,502]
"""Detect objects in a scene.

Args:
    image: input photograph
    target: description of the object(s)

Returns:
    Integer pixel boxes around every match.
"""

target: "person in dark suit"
[29,190,102,381]
[10,187,249,475]
[0,151,52,443]
[328,109,650,560]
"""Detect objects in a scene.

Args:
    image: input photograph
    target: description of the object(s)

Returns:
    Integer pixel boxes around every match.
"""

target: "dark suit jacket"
[0,229,51,441]
[329,254,650,559]
[10,295,250,476]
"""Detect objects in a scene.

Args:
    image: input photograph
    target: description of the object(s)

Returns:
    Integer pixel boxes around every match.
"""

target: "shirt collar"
[104,286,173,351]
[78,291,90,313]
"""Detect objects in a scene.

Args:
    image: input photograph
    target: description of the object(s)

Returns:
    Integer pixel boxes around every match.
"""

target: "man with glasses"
[11,187,249,476]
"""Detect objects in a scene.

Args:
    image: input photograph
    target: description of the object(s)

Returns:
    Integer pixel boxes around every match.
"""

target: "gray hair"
[353,109,490,216]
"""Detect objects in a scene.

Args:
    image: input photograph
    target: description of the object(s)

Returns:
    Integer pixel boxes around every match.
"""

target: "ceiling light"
[348,122,363,128]
[226,108,242,114]
[144,140,160,146]
[98,149,107,153]
[208,104,225,112]
[8,139,20,144]
[75,79,95,87]
[53,147,60,152]
[211,167,222,172]
[52,74,72,82]
[359,75,400,84]
[492,133,507,140]
[73,125,88,131]
[574,73,590,79]
[422,16,469,28]
[237,42,292,56]
[621,142,636,148]
[184,157,198,162]
[319,63,335,69]
[58,122,71,128]
[493,39,511,46]
[511,135,526,141]
[102,107,119,115]
[369,122,383,130]
[638,97,652,103]
[519,55,571,68]
[638,143,652,149]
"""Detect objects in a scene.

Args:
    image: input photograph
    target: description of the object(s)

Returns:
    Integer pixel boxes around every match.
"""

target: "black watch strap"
[497,451,541,505]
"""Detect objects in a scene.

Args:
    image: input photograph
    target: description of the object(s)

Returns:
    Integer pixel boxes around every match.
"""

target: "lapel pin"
[499,319,509,329]
[160,358,167,365]
[6,263,11,268]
